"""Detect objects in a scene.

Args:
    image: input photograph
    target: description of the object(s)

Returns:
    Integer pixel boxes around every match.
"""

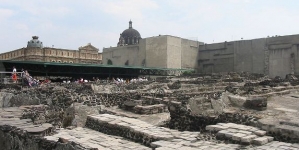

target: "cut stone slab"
[253,130,267,136]
[232,133,246,141]
[253,137,269,145]
[240,135,257,144]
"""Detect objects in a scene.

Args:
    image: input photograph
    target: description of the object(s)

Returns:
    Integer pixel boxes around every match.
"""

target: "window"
[107,59,113,65]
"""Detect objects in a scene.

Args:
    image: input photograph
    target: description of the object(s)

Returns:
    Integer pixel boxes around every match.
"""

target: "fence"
[0,71,24,84]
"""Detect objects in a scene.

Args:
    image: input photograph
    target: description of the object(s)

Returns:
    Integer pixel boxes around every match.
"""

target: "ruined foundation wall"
[0,125,84,150]
[167,101,258,131]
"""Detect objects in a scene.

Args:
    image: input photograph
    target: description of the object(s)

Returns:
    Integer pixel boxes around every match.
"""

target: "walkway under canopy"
[0,60,193,79]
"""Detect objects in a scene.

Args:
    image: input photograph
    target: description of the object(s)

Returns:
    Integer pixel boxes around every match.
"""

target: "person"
[12,66,17,83]
[21,68,25,78]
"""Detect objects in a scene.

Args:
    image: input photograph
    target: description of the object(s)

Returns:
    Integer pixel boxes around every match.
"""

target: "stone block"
[226,128,238,133]
[248,127,259,132]
[244,97,267,110]
[224,132,235,138]
[292,143,299,148]
[205,125,217,131]
[237,130,252,135]
[264,136,274,142]
[252,137,269,145]
[150,140,168,148]
[253,130,267,136]
[228,95,247,107]
[279,145,293,150]
[232,133,246,141]
[240,134,257,144]
[216,130,230,138]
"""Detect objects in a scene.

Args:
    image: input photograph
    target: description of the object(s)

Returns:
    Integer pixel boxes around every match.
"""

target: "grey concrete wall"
[198,42,234,74]
[167,36,181,69]
[198,39,266,74]
[145,36,168,68]
[268,48,292,78]
[296,45,299,75]
[198,35,299,77]
[181,39,199,69]
[101,33,299,77]
[102,44,145,66]
[234,39,265,74]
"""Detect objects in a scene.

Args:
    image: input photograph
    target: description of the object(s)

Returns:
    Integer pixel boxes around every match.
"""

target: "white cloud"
[0,8,14,22]
[92,0,159,19]
[0,0,299,52]
[14,23,29,31]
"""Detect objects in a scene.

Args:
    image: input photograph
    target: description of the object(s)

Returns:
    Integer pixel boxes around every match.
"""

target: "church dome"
[27,36,43,48]
[118,20,141,46]
[121,21,141,38]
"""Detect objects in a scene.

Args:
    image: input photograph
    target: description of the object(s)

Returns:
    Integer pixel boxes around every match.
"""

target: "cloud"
[0,8,14,22]
[83,0,158,20]
[0,0,299,53]
[14,23,29,31]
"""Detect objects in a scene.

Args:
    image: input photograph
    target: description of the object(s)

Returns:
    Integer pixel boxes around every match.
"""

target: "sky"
[1,0,299,53]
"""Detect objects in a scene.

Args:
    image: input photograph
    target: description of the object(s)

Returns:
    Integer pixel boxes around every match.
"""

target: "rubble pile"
[0,72,299,149]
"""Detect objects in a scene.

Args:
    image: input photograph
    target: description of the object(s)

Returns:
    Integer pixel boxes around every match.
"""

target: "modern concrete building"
[0,36,102,64]
[103,21,204,70]
[103,21,299,78]
[198,35,299,78]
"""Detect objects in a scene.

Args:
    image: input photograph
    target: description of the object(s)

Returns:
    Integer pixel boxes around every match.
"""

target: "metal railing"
[0,71,24,84]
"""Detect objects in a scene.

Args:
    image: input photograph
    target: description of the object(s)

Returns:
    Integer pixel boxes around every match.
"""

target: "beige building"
[0,36,102,64]
[103,21,203,69]
[3,21,299,78]
[104,21,299,78]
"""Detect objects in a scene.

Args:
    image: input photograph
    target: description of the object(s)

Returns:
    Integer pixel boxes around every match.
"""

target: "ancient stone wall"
[167,101,258,131]
[0,125,85,150]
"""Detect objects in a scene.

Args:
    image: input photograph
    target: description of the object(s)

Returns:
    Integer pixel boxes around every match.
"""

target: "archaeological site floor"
[1,73,299,149]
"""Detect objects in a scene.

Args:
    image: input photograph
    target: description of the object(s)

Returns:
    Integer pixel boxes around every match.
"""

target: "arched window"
[107,59,113,65]
[142,59,146,67]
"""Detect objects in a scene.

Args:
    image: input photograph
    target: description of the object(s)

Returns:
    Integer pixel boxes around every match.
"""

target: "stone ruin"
[0,72,299,149]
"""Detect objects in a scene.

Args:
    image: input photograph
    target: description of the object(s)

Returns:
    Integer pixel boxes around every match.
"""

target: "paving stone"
[240,134,257,143]
[292,143,299,149]
[253,130,267,136]
[253,137,269,145]
[224,132,235,138]
[216,129,230,138]
[255,145,271,150]
[226,128,239,133]
[205,125,219,131]
[155,147,174,150]
[232,133,246,141]
[237,130,252,135]
[150,140,169,148]
[279,145,293,150]
[177,146,198,150]
[264,136,274,142]
[166,143,182,149]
